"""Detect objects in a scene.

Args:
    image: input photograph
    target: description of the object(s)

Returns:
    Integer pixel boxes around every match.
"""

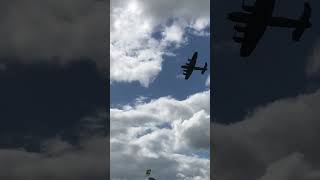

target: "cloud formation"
[212,88,320,180]
[0,110,108,180]
[110,0,209,86]
[0,136,108,180]
[0,0,107,68]
[111,90,210,180]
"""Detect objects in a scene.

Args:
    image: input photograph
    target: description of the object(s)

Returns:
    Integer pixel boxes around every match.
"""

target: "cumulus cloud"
[212,88,320,180]
[110,0,210,87]
[111,90,210,180]
[259,153,310,180]
[0,111,108,180]
[0,136,107,180]
[0,0,107,68]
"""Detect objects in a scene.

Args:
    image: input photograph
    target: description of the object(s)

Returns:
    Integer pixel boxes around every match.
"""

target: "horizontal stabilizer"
[201,62,207,74]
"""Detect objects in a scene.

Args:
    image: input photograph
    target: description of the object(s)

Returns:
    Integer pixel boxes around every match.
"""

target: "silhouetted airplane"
[228,0,312,57]
[145,169,156,180]
[181,52,207,80]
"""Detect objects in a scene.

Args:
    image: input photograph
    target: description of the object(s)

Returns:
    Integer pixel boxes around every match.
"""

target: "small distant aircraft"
[146,169,151,176]
[145,169,156,180]
[228,0,312,57]
[181,52,207,80]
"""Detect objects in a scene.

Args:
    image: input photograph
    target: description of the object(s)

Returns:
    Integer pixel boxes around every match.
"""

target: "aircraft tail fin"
[292,2,311,41]
[201,62,207,74]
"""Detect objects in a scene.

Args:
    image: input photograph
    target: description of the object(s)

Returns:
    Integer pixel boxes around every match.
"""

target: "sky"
[110,0,210,179]
[2,0,318,180]
[211,0,320,180]
[0,0,109,179]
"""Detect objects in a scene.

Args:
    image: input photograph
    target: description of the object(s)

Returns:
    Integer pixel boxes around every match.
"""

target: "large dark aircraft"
[228,0,312,57]
[181,52,207,80]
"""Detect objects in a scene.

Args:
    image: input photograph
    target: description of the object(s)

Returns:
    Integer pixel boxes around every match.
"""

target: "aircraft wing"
[182,65,193,80]
[229,12,267,56]
[190,52,197,67]
[184,72,192,79]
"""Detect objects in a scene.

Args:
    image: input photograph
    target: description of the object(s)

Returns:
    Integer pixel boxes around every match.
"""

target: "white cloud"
[162,23,186,44]
[192,18,210,32]
[110,0,210,87]
[111,90,210,180]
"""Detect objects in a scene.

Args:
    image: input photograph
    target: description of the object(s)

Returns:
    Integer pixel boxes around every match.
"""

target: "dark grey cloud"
[0,0,109,179]
[0,136,108,180]
[0,88,108,180]
[0,108,108,180]
[212,88,320,180]
[211,1,320,179]
[0,0,108,69]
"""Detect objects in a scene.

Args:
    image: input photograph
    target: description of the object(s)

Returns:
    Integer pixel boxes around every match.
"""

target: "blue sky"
[111,33,210,106]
